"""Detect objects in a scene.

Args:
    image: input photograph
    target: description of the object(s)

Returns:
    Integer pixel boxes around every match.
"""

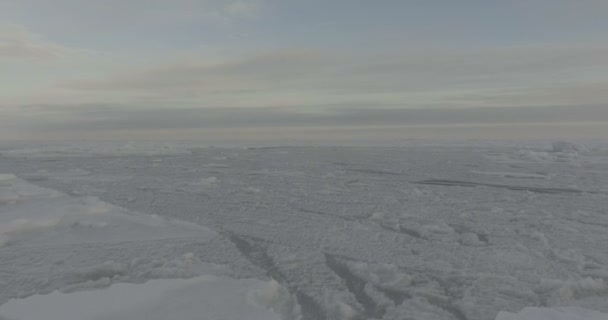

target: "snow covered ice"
[1,142,608,320]
[496,307,608,320]
[0,276,296,320]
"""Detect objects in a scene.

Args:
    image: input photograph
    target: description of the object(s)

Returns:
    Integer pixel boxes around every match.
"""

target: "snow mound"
[538,277,608,306]
[348,261,413,291]
[0,174,217,247]
[0,276,300,320]
[516,150,579,163]
[496,307,608,320]
[488,143,588,164]
[190,176,218,186]
[551,141,585,153]
[0,174,62,205]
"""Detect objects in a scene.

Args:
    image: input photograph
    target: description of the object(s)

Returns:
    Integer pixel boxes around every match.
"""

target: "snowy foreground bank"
[1,142,607,319]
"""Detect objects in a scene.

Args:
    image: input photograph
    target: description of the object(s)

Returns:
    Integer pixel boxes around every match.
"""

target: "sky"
[1,0,608,142]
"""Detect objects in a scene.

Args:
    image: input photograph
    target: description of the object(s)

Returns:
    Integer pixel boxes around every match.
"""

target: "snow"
[551,141,585,153]
[348,261,413,291]
[495,307,608,320]
[0,175,217,247]
[0,276,298,320]
[1,142,608,320]
[187,176,219,188]
[471,171,549,179]
[0,141,198,157]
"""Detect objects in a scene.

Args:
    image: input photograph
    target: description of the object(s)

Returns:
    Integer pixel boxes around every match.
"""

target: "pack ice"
[1,142,608,320]
[0,173,297,320]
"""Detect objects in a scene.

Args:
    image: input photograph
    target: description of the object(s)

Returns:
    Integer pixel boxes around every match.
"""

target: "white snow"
[495,307,608,320]
[1,143,608,320]
[190,176,218,186]
[539,277,608,306]
[348,261,413,291]
[471,171,549,179]
[0,276,298,320]
[0,174,62,205]
[0,175,217,247]
[551,141,585,153]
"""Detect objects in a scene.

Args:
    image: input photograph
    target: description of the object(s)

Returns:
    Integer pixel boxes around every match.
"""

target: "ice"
[0,175,217,247]
[23,169,133,183]
[0,276,298,320]
[551,141,584,153]
[495,307,608,320]
[471,171,549,179]
[0,142,198,157]
[539,277,608,306]
[384,297,457,320]
[486,142,589,164]
[348,262,413,291]
[189,176,218,186]
[244,186,262,194]
[1,143,608,319]
[0,174,62,205]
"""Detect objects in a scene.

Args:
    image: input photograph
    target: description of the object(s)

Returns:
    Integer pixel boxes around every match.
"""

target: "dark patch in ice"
[331,162,353,166]
[374,223,425,240]
[414,179,600,195]
[448,224,472,234]
[298,208,359,222]
[227,235,282,280]
[345,168,408,176]
[422,276,471,320]
[295,292,328,320]
[508,165,526,169]
[23,176,49,182]
[247,146,301,150]
[477,233,489,243]
[344,179,362,186]
[503,175,547,180]
[449,224,490,244]
[375,287,410,306]
[324,254,386,319]
[414,180,477,188]
[566,218,608,229]
[424,296,469,320]
[228,234,327,320]
[398,226,424,239]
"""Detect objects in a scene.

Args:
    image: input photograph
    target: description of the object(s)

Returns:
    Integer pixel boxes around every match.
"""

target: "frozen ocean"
[1,141,607,320]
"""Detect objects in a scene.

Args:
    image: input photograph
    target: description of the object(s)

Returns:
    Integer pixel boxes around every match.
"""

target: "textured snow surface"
[0,175,216,247]
[1,142,608,320]
[496,307,608,320]
[0,276,296,320]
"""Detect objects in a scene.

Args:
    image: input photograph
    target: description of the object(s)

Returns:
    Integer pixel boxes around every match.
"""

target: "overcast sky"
[1,0,607,141]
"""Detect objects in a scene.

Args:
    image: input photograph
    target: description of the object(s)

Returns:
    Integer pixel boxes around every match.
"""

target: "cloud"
[126,0,265,25]
[65,50,330,92]
[0,24,73,59]
[51,45,608,109]
[473,82,608,107]
[11,104,608,134]
[19,50,336,109]
[1,0,264,32]
[515,0,608,21]
[224,1,261,18]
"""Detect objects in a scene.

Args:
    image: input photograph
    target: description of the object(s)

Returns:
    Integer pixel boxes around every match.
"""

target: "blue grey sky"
[1,0,607,141]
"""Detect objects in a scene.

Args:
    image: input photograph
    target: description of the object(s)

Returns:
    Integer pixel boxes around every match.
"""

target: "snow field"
[1,142,608,319]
